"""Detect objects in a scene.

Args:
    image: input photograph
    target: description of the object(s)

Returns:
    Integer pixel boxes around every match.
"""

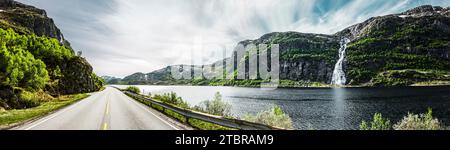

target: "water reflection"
[332,88,346,129]
[113,85,450,130]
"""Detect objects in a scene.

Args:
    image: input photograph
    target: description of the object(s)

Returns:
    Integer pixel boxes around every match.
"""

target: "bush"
[360,113,391,130]
[242,105,294,129]
[125,86,140,94]
[12,89,55,109]
[153,92,189,108]
[393,108,444,130]
[0,44,49,90]
[194,92,231,117]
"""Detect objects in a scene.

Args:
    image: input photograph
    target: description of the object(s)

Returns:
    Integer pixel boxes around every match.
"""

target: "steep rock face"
[336,5,450,85]
[0,0,103,95]
[237,32,339,83]
[336,5,450,41]
[57,57,103,94]
[0,0,66,43]
[117,5,450,87]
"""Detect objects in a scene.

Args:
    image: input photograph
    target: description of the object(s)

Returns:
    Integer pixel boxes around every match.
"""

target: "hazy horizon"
[16,0,450,78]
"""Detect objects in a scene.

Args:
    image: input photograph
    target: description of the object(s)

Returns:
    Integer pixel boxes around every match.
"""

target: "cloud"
[16,0,450,77]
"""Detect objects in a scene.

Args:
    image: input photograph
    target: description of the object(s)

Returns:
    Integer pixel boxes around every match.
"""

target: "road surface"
[14,87,179,130]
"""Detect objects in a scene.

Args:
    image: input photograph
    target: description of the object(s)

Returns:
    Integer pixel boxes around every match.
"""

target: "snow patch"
[399,15,409,18]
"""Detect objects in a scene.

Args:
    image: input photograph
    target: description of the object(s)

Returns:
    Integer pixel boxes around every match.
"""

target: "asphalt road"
[14,87,179,130]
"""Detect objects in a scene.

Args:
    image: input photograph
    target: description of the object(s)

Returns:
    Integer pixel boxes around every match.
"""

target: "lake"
[112,85,450,130]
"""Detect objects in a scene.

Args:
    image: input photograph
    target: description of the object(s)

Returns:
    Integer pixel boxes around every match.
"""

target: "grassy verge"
[188,118,235,130]
[0,93,89,128]
[125,92,234,130]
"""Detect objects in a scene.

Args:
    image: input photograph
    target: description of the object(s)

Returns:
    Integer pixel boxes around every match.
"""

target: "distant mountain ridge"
[107,5,450,87]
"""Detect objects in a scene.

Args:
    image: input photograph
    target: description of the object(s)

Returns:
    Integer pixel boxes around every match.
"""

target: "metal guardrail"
[122,90,284,130]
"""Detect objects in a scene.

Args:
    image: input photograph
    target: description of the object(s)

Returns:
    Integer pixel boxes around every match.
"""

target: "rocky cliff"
[0,0,103,108]
[337,5,450,85]
[113,5,450,87]
[0,0,66,44]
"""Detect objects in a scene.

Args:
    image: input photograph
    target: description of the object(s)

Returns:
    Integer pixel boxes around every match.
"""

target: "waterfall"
[331,38,350,86]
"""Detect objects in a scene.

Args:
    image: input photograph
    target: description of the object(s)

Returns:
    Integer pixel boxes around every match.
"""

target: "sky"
[17,0,450,78]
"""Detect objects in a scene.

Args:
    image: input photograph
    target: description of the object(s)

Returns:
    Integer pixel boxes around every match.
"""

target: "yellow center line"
[101,98,110,130]
[102,123,108,130]
[105,100,110,115]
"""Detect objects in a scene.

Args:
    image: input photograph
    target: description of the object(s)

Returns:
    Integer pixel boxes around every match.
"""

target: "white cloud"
[16,0,450,77]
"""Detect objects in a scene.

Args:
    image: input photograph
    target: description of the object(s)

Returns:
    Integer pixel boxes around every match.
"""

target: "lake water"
[113,85,450,130]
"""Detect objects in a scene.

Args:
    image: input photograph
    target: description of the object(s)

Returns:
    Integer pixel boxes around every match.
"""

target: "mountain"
[0,0,103,109]
[115,5,450,87]
[0,0,68,45]
[101,76,122,84]
[337,5,450,85]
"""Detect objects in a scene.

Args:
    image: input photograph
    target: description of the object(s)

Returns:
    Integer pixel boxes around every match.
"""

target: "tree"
[195,92,232,117]
[242,105,294,129]
[393,108,444,130]
[360,113,391,130]
[0,44,49,90]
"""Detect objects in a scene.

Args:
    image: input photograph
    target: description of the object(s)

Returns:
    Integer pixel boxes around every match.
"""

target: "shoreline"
[110,83,450,90]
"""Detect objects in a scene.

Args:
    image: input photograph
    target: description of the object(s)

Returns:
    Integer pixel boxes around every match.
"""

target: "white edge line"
[22,92,100,130]
[23,102,80,130]
[125,94,180,130]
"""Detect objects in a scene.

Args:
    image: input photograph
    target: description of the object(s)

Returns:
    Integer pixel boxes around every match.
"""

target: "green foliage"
[0,28,72,91]
[370,69,450,86]
[125,86,140,94]
[188,118,235,130]
[194,92,232,117]
[393,108,445,130]
[92,73,105,90]
[126,92,234,130]
[345,17,450,86]
[153,92,189,109]
[0,41,49,90]
[0,28,74,65]
[0,28,103,95]
[360,113,392,130]
[243,105,294,129]
[360,109,447,130]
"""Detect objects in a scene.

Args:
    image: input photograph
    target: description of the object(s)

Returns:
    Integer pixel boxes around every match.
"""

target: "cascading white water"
[331,38,350,86]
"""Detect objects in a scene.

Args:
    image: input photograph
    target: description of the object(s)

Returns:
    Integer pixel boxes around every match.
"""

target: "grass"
[370,69,450,87]
[0,93,89,128]
[188,118,235,130]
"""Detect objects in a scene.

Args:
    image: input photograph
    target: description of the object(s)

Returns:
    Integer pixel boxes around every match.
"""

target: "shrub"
[125,86,140,94]
[242,105,294,129]
[194,92,231,117]
[360,113,391,130]
[18,89,54,109]
[393,108,444,130]
[153,92,189,108]
[0,44,49,90]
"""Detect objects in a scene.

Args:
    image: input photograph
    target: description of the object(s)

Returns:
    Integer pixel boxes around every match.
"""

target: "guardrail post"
[185,116,190,126]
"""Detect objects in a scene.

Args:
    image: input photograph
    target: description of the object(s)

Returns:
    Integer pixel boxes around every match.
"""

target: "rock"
[116,5,450,87]
[1,0,103,95]
[57,57,103,94]
[0,0,66,43]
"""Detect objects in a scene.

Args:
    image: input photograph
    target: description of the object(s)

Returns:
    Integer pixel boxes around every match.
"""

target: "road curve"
[14,87,179,130]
